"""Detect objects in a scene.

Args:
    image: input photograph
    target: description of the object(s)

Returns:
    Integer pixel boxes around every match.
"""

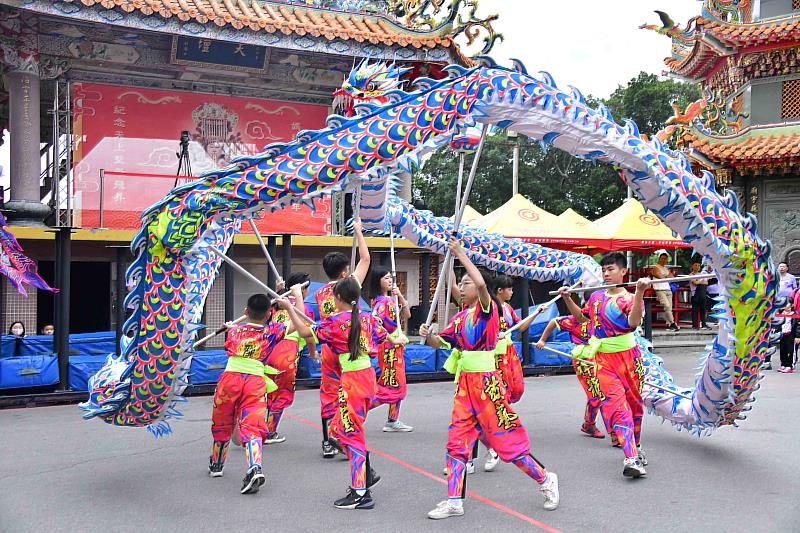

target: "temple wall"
[754,176,800,273]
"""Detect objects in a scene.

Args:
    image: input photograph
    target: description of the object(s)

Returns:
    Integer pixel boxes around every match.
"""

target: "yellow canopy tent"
[475,194,610,249]
[587,198,689,251]
[461,205,483,224]
[557,208,593,228]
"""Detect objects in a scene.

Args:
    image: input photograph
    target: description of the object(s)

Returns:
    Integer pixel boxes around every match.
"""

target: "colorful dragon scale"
[80,56,779,438]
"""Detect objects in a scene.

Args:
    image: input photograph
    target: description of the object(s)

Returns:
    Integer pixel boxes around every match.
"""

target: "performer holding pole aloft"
[420,124,488,342]
[207,287,309,495]
[558,252,650,478]
[421,237,560,519]
[317,216,371,459]
[368,233,413,432]
[264,273,318,444]
[308,276,404,510]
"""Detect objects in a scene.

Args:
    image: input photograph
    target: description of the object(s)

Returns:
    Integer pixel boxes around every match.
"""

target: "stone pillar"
[0,9,50,224]
[5,71,48,223]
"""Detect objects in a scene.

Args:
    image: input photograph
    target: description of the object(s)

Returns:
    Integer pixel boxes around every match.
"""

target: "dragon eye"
[367,82,377,92]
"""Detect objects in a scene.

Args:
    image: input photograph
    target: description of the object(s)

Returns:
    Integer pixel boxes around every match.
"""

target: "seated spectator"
[8,321,25,337]
[41,324,54,335]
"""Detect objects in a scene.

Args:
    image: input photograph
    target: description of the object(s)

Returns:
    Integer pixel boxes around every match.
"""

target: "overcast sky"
[479,0,702,98]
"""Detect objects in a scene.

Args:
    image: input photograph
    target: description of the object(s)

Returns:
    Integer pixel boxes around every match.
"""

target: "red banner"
[72,82,331,234]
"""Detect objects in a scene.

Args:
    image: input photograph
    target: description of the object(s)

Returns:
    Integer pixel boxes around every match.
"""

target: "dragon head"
[333,59,411,117]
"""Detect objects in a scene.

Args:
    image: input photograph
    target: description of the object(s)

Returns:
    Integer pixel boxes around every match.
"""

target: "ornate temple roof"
[666,14,800,79]
[61,0,453,48]
[683,123,800,172]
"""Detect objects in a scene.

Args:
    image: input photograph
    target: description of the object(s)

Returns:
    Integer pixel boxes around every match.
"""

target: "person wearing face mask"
[8,321,26,338]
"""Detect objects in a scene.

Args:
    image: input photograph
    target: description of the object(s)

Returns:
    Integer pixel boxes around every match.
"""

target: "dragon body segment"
[81,58,779,438]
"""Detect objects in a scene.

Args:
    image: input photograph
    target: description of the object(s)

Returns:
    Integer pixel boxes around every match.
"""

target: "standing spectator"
[703,260,719,324]
[689,260,711,331]
[8,321,25,337]
[651,251,679,331]
[40,324,54,335]
[777,302,796,373]
[778,262,797,300]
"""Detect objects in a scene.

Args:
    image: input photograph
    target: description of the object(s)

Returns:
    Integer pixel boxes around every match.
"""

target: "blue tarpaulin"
[403,344,437,373]
[189,350,228,385]
[67,355,108,391]
[0,355,59,389]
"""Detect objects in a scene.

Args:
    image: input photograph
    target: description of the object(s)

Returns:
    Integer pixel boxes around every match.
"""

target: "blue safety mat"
[511,303,559,341]
[403,344,437,373]
[0,355,59,389]
[532,341,575,366]
[435,348,452,372]
[68,355,108,391]
[188,350,228,385]
[0,335,17,358]
[16,331,116,357]
[297,349,321,379]
[15,335,55,356]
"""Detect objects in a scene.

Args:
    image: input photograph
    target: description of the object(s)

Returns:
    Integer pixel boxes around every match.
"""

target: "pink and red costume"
[369,295,406,420]
[265,301,316,436]
[314,311,385,490]
[495,302,525,404]
[209,321,286,472]
[316,282,341,424]
[579,290,645,458]
[438,301,549,501]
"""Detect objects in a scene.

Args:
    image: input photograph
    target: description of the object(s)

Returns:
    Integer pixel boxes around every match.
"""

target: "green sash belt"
[224,356,280,393]
[338,353,373,372]
[443,347,497,382]
[572,332,636,361]
[495,336,511,354]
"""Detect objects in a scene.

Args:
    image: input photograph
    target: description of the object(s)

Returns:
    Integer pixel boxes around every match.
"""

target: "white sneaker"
[427,500,465,520]
[539,472,559,511]
[383,420,414,432]
[623,457,647,478]
[484,449,500,472]
[637,447,648,466]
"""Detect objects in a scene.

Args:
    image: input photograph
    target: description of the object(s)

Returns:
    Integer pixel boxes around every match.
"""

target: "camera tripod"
[174,130,192,188]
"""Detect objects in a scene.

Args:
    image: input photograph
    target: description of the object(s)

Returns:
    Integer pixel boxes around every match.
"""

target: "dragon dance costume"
[578,290,645,460]
[315,281,341,448]
[208,321,286,490]
[314,311,385,495]
[369,295,407,422]
[496,302,525,404]
[554,315,609,438]
[437,300,553,501]
[265,301,316,438]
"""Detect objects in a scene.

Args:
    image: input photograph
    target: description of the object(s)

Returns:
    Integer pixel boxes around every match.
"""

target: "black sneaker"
[367,467,381,488]
[208,459,224,478]
[701,325,712,331]
[667,324,679,332]
[334,488,374,510]
[240,466,265,494]
[322,441,337,459]
[264,433,286,445]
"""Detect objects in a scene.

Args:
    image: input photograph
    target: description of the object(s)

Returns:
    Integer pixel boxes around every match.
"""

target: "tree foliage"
[412,72,702,219]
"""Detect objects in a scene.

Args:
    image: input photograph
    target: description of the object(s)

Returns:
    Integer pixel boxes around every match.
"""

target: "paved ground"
[1,349,798,533]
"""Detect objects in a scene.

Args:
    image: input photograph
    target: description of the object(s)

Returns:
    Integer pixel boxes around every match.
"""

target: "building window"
[781,79,800,119]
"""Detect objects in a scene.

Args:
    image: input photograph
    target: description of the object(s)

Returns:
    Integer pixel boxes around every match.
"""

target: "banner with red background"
[71,82,331,234]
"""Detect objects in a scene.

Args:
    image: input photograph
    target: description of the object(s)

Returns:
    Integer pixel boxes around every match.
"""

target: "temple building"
[0,0,497,336]
[654,0,800,271]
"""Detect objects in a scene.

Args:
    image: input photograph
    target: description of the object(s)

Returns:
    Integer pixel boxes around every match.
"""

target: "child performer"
[308,277,404,509]
[316,219,371,458]
[369,266,413,432]
[558,252,650,478]
[207,289,308,494]
[535,313,609,440]
[264,273,318,444]
[480,275,525,472]
[421,238,560,519]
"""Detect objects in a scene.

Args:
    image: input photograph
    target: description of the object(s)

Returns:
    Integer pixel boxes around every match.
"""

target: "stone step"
[651,339,712,350]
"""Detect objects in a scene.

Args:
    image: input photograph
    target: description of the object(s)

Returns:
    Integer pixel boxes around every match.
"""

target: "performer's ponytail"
[334,277,362,361]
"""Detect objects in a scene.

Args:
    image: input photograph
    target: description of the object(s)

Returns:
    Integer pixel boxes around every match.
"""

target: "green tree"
[413,72,701,219]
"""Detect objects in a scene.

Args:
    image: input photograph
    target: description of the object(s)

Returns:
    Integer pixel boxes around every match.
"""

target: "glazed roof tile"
[63,0,453,48]
[689,127,800,165]
[701,15,800,46]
